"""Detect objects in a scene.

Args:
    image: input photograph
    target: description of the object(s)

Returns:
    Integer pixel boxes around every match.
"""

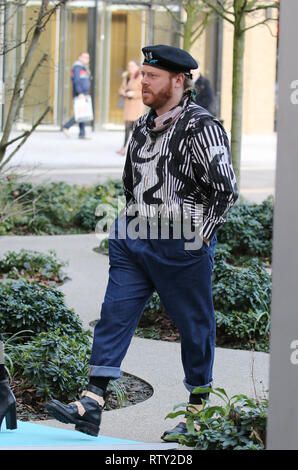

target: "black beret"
[142,45,198,75]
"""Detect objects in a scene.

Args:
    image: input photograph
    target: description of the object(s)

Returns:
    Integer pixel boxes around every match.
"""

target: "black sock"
[89,376,110,392]
[189,391,209,405]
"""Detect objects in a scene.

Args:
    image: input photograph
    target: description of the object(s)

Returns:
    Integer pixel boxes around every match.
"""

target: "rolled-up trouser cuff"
[183,378,213,394]
[89,365,121,379]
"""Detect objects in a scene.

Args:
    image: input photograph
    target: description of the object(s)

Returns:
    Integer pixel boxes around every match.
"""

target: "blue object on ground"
[0,421,178,450]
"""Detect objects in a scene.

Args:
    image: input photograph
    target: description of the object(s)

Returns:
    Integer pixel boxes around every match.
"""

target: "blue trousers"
[89,215,216,393]
[63,117,85,137]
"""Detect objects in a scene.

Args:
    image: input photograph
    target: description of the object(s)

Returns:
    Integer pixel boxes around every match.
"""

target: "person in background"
[192,62,216,116]
[116,60,144,155]
[62,52,91,140]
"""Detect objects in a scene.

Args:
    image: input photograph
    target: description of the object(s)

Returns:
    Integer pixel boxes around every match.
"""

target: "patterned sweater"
[122,97,238,240]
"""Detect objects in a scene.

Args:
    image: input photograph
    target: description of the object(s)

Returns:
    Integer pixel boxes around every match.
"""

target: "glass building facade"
[0,0,181,130]
[1,1,277,134]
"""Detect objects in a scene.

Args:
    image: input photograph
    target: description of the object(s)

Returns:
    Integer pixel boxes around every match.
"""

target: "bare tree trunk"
[230,2,246,187]
[183,2,198,51]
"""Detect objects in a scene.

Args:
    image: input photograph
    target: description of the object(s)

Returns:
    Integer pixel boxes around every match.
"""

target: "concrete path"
[4,129,277,203]
[0,234,270,445]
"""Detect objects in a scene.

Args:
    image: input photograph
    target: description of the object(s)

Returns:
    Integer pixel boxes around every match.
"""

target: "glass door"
[108,9,147,124]
[63,5,89,124]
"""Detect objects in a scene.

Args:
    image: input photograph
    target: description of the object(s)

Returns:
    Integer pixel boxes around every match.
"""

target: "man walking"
[46,45,238,440]
[62,52,91,140]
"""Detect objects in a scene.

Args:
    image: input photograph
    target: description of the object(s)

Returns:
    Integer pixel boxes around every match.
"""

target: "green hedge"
[0,249,68,285]
[216,198,273,261]
[0,279,83,338]
[0,178,124,235]
[11,330,92,401]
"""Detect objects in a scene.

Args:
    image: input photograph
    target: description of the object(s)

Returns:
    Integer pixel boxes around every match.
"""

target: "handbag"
[74,95,93,123]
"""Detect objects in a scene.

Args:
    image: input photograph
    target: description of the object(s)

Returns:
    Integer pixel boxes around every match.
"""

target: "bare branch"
[0,130,30,152]
[0,0,64,165]
[200,0,235,24]
[160,0,185,25]
[242,17,278,35]
[0,1,55,56]
[1,22,38,57]
[214,0,234,16]
[190,12,212,46]
[245,0,261,8]
[0,205,34,224]
[0,106,51,171]
[245,1,279,13]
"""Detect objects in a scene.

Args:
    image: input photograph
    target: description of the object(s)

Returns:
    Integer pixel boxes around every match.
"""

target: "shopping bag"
[73,95,93,123]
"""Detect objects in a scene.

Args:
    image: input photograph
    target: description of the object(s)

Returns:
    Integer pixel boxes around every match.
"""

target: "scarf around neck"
[147,91,194,135]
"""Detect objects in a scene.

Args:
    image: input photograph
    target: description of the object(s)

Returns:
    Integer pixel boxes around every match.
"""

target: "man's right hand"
[78,93,85,99]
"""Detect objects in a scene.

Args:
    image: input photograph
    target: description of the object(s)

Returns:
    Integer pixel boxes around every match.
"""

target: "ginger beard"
[142,75,174,111]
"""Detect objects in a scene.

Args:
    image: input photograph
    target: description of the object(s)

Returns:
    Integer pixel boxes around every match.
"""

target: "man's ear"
[174,73,185,89]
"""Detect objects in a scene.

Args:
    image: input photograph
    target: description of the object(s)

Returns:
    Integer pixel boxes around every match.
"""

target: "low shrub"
[165,387,268,450]
[0,177,124,235]
[213,255,271,317]
[0,279,83,338]
[93,180,124,200]
[217,198,273,261]
[0,249,69,285]
[4,181,88,235]
[212,253,271,350]
[11,330,92,401]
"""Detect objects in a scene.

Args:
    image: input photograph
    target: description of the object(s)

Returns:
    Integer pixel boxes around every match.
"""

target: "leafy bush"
[165,387,267,450]
[213,256,271,316]
[0,249,69,285]
[73,197,101,231]
[212,253,271,350]
[1,177,124,235]
[11,330,92,401]
[217,198,273,260]
[74,181,125,232]
[0,279,83,338]
[142,291,164,317]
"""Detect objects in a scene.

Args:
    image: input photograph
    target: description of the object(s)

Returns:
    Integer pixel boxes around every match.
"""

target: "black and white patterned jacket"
[122,97,238,240]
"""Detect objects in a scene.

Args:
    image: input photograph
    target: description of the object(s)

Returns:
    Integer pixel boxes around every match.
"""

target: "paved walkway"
[0,233,270,446]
